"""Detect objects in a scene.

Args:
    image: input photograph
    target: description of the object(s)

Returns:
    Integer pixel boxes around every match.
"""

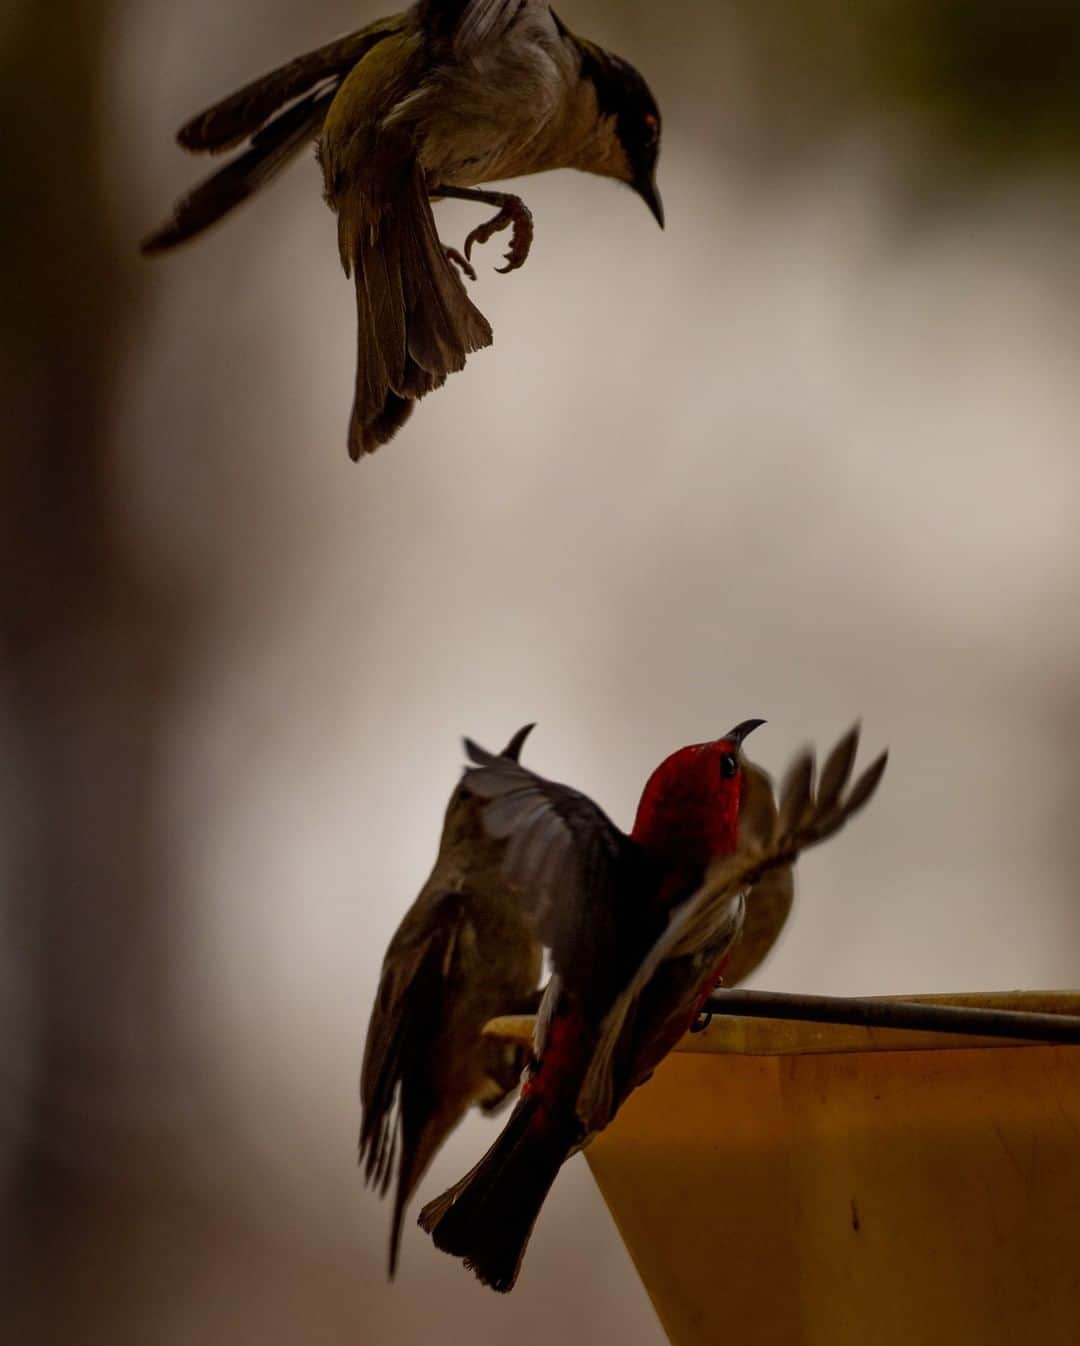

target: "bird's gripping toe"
[464,196,534,274]
[434,186,534,274]
[444,246,478,282]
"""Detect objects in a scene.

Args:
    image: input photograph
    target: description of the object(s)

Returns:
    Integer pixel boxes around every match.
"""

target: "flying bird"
[142,1,664,459]
[419,723,887,1291]
[359,724,543,1276]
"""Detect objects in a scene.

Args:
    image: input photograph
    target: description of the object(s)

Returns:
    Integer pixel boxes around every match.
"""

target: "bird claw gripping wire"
[689,1011,713,1034]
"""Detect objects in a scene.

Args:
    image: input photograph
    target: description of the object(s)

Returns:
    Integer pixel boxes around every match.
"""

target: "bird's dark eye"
[720,753,738,779]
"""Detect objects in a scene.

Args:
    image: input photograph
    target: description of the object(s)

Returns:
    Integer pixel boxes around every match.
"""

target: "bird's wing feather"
[177,20,403,154]
[461,738,636,988]
[359,891,466,1197]
[719,865,795,986]
[141,91,334,253]
[649,729,886,976]
[577,729,887,1129]
[715,759,794,986]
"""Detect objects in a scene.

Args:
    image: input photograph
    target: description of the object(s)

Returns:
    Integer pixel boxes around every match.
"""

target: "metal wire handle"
[703,989,1080,1044]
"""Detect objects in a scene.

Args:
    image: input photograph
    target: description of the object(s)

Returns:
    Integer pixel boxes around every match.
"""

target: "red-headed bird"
[419,722,887,1290]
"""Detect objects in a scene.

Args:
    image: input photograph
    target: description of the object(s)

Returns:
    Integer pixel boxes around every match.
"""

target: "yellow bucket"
[584,993,1080,1346]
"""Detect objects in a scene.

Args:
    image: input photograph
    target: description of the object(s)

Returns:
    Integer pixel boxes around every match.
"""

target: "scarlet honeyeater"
[359,724,542,1277]
[419,720,887,1291]
[419,720,765,1290]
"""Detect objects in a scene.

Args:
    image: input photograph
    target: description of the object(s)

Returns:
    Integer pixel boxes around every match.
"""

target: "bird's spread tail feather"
[418,1095,573,1293]
[344,162,492,458]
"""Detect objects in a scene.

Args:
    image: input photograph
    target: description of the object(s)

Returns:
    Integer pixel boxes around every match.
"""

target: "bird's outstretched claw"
[444,246,477,282]
[463,197,534,274]
[690,1011,713,1035]
[430,185,536,274]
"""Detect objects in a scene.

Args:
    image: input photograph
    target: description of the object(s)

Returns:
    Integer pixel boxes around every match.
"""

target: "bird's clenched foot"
[689,1011,713,1035]
[432,185,535,274]
[444,246,477,282]
[464,198,533,274]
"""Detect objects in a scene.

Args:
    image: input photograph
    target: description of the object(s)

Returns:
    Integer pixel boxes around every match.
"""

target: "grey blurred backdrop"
[3,0,1079,1342]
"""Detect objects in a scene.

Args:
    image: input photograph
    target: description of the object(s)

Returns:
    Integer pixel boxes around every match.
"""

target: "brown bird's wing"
[141,20,404,252]
[360,892,470,1273]
[577,728,887,1129]
[719,866,795,985]
[717,759,794,986]
[176,20,404,153]
[360,894,462,1188]
[461,738,644,997]
[141,91,333,254]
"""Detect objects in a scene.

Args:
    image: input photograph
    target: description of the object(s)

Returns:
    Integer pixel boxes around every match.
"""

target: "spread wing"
[176,21,403,154]
[717,760,794,986]
[461,738,640,995]
[359,892,467,1200]
[141,91,334,254]
[142,20,404,252]
[648,727,887,985]
[577,727,887,1129]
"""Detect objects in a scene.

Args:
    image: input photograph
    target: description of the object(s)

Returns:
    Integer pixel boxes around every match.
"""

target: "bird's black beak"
[726,719,766,749]
[635,172,665,229]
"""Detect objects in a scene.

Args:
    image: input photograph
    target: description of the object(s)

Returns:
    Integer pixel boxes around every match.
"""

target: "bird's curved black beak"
[726,719,766,748]
[635,172,665,229]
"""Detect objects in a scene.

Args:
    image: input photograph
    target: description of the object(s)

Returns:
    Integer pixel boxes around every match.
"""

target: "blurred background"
[3,0,1079,1341]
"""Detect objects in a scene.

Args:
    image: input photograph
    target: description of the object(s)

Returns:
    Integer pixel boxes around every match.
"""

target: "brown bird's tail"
[418,1094,575,1293]
[340,162,493,459]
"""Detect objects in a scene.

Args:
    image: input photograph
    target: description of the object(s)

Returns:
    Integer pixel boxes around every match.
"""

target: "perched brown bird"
[142,1,664,459]
[359,723,543,1276]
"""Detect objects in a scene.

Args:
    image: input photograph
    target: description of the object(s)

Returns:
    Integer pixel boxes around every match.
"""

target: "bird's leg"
[432,185,534,274]
[444,246,477,282]
[690,974,723,1034]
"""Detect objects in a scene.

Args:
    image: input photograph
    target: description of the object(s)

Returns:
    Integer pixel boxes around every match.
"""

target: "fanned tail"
[418,1095,574,1293]
[343,161,493,458]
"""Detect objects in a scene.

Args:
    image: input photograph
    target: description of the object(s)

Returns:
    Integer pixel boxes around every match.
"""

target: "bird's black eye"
[720,753,738,779]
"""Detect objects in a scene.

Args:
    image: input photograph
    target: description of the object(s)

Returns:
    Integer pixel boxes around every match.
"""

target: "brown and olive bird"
[359,724,543,1276]
[142,1,664,459]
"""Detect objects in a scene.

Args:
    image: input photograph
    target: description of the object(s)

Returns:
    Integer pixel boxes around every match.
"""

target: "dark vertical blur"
[1,3,192,1342]
[2,1,1079,1343]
